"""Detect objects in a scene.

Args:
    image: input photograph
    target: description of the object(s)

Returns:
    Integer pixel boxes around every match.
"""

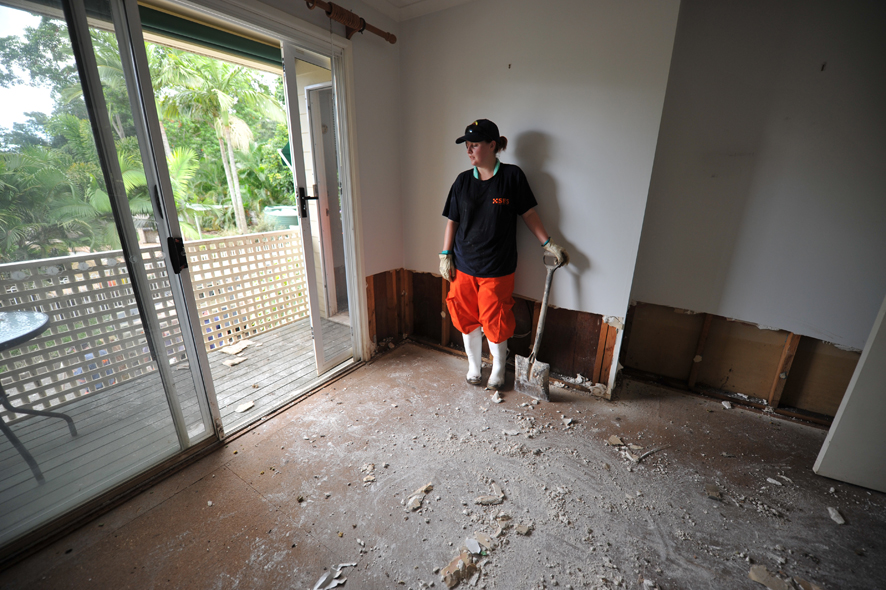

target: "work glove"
[439,252,454,281]
[542,238,569,266]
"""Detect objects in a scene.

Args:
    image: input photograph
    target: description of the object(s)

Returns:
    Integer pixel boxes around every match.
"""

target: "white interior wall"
[259,0,404,277]
[815,292,886,493]
[631,0,886,350]
[398,0,680,317]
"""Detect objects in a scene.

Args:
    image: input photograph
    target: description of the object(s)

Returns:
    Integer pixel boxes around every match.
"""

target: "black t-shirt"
[442,163,538,278]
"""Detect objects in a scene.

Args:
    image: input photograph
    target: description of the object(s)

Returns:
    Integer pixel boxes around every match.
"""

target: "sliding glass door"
[0,0,361,549]
[0,0,214,547]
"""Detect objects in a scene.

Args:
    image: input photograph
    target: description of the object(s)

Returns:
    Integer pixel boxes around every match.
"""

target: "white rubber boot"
[463,327,483,385]
[487,339,508,390]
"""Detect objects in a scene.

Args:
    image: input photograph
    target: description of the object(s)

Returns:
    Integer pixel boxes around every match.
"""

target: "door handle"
[297,186,319,218]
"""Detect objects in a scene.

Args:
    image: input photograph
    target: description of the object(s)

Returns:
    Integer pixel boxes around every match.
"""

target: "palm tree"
[156,51,284,234]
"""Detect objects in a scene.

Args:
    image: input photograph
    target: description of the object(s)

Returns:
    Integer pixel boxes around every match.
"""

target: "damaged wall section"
[621,302,860,424]
[366,270,618,397]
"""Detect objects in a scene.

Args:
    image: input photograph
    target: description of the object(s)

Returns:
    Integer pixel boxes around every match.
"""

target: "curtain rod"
[305,0,397,44]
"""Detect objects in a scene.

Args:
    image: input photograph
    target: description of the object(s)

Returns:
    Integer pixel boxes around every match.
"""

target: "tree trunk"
[193,211,203,240]
[224,126,248,234]
[113,113,126,140]
[159,121,172,158]
[217,134,240,233]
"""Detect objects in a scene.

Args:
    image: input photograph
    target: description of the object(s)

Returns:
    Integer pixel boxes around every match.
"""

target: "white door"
[280,44,353,375]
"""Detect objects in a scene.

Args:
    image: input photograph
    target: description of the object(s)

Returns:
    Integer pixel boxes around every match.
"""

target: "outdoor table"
[0,311,78,484]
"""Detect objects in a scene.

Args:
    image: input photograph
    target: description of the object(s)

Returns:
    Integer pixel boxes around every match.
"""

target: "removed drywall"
[622,302,860,422]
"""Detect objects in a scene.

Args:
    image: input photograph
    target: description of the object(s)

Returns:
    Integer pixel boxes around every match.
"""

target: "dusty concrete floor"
[1,342,883,590]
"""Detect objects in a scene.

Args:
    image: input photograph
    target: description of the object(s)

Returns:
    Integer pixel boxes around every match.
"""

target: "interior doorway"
[306,83,349,326]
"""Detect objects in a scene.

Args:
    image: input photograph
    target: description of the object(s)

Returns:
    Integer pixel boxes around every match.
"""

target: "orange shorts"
[446,270,516,344]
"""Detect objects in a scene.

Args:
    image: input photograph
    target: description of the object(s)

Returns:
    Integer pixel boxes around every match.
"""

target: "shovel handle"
[529,255,563,362]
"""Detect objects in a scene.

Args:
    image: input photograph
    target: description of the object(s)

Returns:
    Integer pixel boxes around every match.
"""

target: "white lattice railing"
[184,229,309,352]
[0,230,307,423]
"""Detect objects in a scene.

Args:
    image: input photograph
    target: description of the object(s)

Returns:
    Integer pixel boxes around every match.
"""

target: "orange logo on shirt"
[493,198,510,205]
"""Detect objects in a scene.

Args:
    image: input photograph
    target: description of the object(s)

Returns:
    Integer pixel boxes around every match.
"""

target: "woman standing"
[440,119,569,389]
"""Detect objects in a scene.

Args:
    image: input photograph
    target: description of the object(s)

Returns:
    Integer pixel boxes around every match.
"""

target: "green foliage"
[0,15,295,261]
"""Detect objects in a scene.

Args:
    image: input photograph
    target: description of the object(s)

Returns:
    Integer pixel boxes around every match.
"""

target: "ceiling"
[359,0,473,22]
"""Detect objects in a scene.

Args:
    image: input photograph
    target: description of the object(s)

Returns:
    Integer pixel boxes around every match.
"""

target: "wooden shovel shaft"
[529,259,560,362]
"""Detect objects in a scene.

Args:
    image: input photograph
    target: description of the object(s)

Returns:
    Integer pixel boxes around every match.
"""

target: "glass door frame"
[63,0,216,447]
[114,0,223,437]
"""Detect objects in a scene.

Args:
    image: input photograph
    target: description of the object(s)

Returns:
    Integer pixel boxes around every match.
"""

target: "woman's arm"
[442,219,459,251]
[522,207,570,265]
[521,208,550,244]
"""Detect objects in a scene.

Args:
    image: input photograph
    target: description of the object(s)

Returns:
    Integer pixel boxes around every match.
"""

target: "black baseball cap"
[455,119,500,144]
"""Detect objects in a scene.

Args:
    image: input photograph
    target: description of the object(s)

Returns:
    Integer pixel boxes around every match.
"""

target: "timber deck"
[0,317,352,546]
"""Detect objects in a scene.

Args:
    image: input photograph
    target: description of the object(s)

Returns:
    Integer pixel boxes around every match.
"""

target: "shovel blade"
[514,354,550,401]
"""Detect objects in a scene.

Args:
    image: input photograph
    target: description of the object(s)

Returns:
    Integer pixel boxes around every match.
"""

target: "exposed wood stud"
[366,276,376,346]
[386,269,400,341]
[400,268,413,338]
[687,313,713,388]
[599,324,618,383]
[768,333,802,408]
[593,324,609,384]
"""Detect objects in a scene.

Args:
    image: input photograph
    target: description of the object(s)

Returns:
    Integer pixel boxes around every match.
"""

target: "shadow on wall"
[514,131,588,302]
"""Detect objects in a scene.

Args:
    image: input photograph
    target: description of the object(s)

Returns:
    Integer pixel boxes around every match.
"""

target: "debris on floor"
[490,391,503,404]
[748,564,794,590]
[223,356,248,367]
[14,344,886,590]
[312,563,357,590]
[515,523,533,535]
[405,482,434,511]
[473,531,494,550]
[440,551,477,589]
[234,401,254,413]
[474,482,505,506]
[828,507,845,524]
[722,401,733,409]
[767,478,783,486]
[361,463,376,484]
[634,445,669,464]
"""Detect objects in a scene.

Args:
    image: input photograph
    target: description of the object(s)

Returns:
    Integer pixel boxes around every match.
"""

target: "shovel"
[515,256,563,401]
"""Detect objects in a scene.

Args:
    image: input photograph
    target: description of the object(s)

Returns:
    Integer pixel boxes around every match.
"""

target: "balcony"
[0,229,351,546]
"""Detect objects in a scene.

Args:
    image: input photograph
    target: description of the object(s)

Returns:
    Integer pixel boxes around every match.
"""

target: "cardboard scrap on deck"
[220,339,261,355]
[223,356,248,367]
[234,401,254,413]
